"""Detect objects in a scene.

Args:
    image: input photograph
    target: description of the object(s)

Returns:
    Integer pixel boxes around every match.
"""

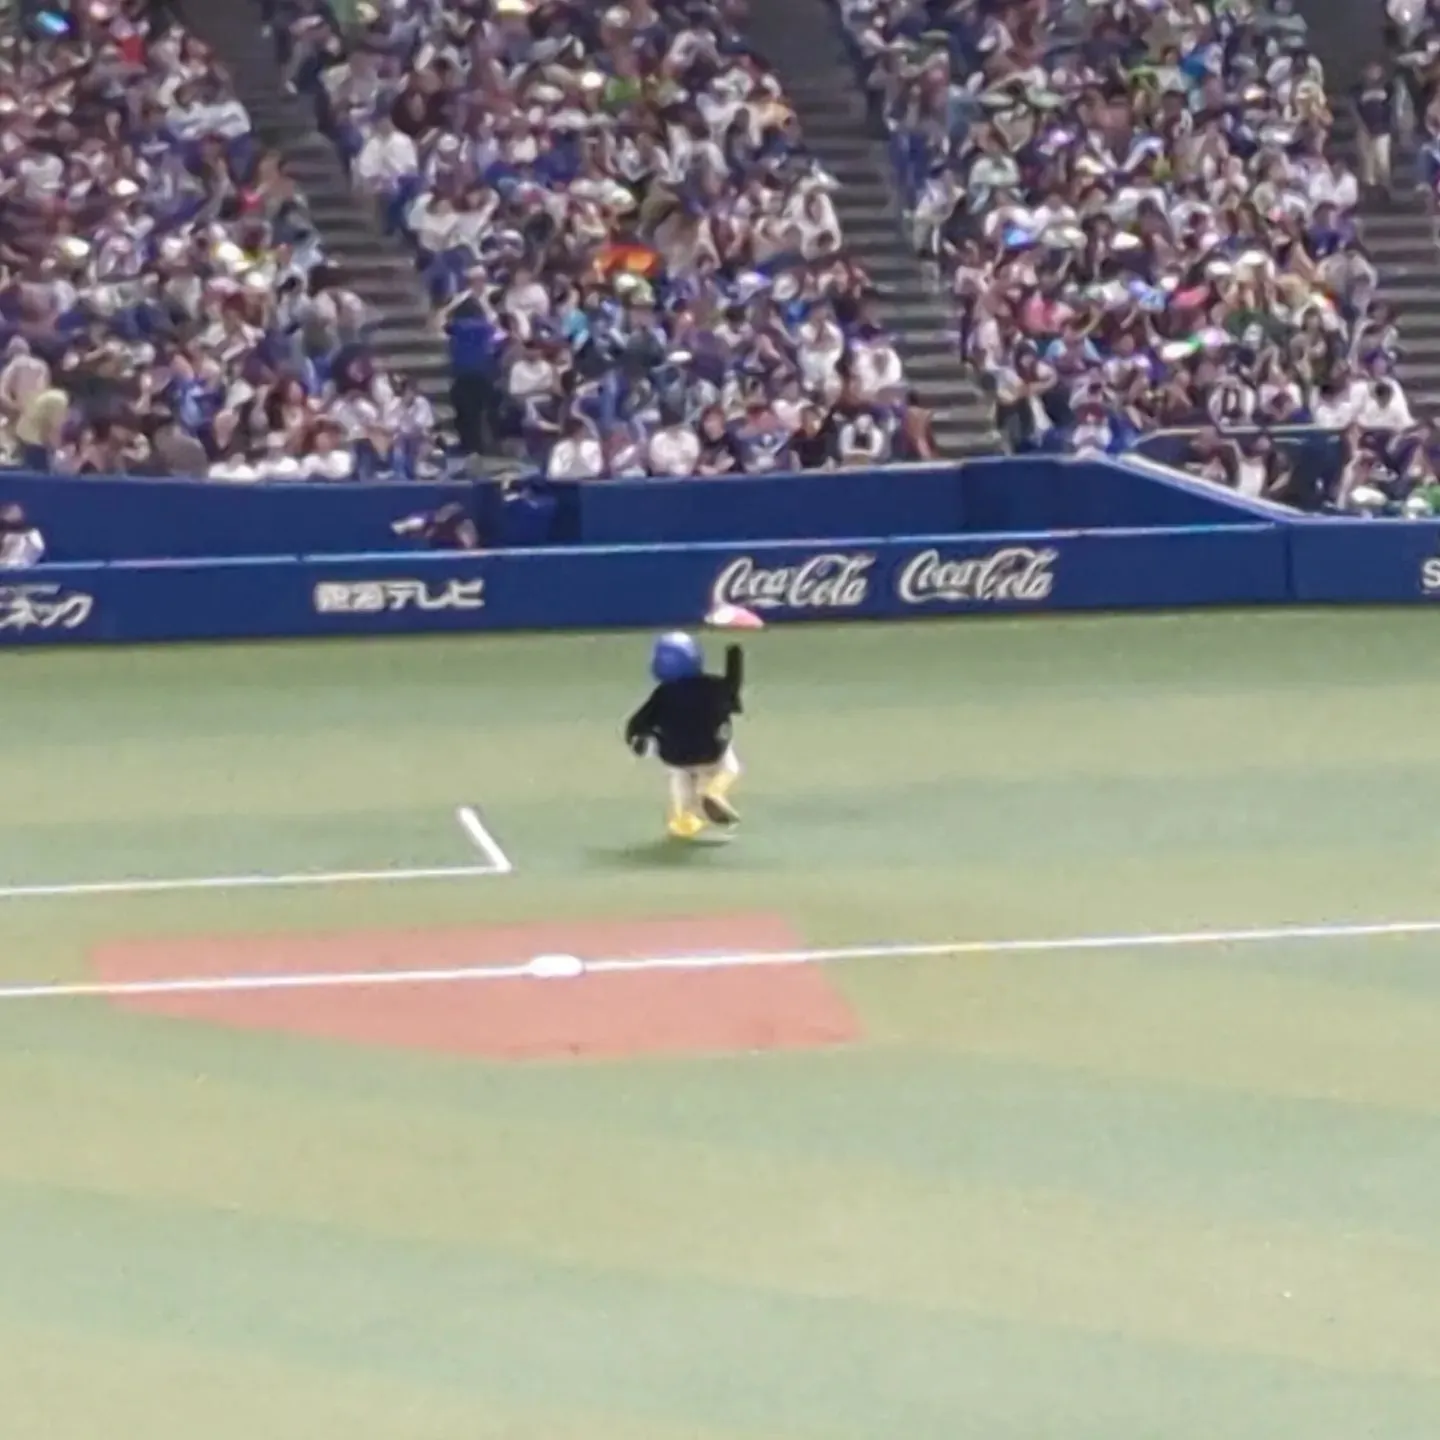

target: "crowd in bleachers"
[270,0,930,477]
[0,0,436,482]
[833,0,1411,466]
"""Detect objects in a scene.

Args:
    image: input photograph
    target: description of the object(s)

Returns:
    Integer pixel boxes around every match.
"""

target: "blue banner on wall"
[0,526,1289,646]
[1288,519,1440,604]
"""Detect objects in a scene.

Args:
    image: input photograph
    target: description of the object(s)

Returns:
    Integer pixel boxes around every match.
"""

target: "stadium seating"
[834,0,1401,459]
[269,0,922,475]
[0,0,435,481]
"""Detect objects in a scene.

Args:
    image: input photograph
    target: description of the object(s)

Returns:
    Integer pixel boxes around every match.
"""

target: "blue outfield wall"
[5,456,1440,646]
[0,526,1290,645]
[574,457,1261,545]
[0,456,1270,562]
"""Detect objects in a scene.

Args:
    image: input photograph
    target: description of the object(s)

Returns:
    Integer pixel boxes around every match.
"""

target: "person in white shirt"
[1357,379,1415,431]
[1310,391,1355,429]
[648,420,701,476]
[502,267,552,339]
[301,429,356,480]
[852,336,905,400]
[789,187,841,260]
[406,192,459,257]
[165,82,252,143]
[0,340,50,423]
[771,375,808,432]
[199,97,253,142]
[0,504,43,568]
[548,420,606,480]
[17,150,62,196]
[1069,412,1115,454]
[1341,371,1377,419]
[353,116,419,193]
[836,412,887,466]
[912,168,960,257]
[208,456,260,482]
[506,342,557,401]
[1313,365,1376,426]
[796,307,846,398]
[1308,157,1360,213]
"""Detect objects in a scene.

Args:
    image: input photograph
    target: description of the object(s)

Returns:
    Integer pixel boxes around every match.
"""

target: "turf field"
[5,609,1440,1439]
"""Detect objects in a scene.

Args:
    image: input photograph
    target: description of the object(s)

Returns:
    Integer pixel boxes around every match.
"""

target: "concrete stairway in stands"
[1304,0,1440,418]
[176,0,456,431]
[1331,114,1440,420]
[744,0,998,456]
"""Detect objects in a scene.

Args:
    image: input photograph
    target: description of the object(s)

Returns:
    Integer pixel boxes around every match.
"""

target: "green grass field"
[6,609,1440,1439]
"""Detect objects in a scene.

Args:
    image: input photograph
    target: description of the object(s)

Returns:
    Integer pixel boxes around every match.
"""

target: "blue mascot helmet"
[651,631,703,682]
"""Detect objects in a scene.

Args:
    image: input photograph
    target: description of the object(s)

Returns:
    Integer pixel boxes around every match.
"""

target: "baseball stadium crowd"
[1156,0,1440,517]
[270,0,922,477]
[0,0,437,482]
[834,0,1407,467]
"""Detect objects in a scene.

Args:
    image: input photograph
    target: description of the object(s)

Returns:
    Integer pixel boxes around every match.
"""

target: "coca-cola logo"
[711,552,875,612]
[897,546,1058,606]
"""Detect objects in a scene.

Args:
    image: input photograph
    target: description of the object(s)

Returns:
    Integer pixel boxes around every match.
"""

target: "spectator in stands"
[15,386,70,472]
[0,504,44,569]
[836,409,888,465]
[891,390,938,462]
[270,0,911,474]
[1359,377,1416,430]
[392,501,479,550]
[547,416,605,480]
[0,341,51,431]
[1352,62,1398,198]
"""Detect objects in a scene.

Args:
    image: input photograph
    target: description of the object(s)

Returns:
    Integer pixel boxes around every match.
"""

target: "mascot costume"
[625,632,745,840]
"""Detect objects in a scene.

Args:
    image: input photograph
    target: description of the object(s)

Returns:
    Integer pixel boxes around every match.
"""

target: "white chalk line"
[2,915,1440,1004]
[0,806,517,902]
[0,864,503,902]
[455,805,515,875]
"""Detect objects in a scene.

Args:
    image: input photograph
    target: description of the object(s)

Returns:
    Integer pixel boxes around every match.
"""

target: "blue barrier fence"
[0,456,1269,563]
[5,456,1440,647]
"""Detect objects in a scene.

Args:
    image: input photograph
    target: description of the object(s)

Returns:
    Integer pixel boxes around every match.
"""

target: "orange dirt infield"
[91,915,861,1062]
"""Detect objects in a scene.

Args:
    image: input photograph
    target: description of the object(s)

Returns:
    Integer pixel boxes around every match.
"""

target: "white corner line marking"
[455,805,515,875]
[1,914,1438,1004]
[0,864,501,903]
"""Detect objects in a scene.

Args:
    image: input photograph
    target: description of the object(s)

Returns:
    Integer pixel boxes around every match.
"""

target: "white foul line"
[455,805,515,875]
[0,808,518,901]
[0,864,503,903]
[2,914,1440,1004]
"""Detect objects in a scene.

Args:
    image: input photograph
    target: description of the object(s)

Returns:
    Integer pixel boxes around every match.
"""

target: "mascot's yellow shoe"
[667,810,706,840]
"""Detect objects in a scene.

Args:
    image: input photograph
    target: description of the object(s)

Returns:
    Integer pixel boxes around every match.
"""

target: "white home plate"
[527,953,587,979]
